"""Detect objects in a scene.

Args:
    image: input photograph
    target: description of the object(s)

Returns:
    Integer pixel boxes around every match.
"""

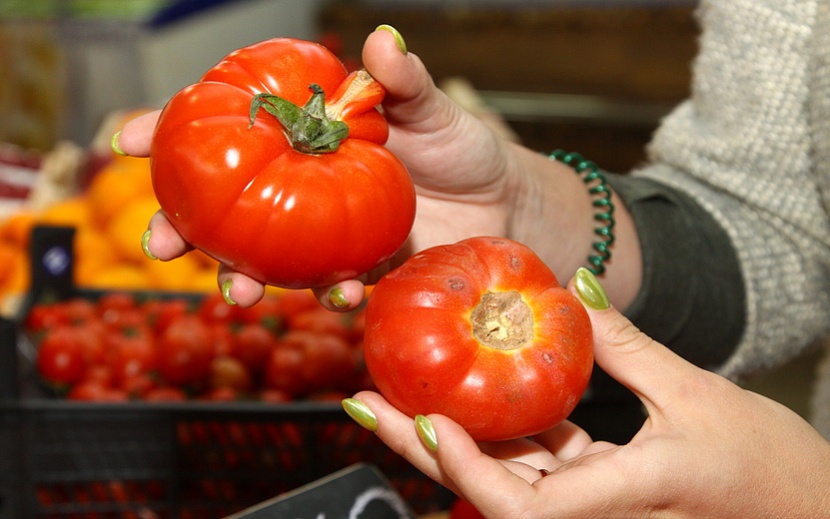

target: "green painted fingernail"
[342,398,378,432]
[415,414,437,452]
[574,267,610,310]
[329,287,349,309]
[140,229,157,260]
[376,24,407,54]
[221,279,237,306]
[111,130,127,156]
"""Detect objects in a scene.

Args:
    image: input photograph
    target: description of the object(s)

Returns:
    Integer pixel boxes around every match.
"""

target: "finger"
[568,268,704,413]
[351,392,450,487]
[116,110,161,157]
[362,28,454,131]
[311,280,367,312]
[531,420,594,461]
[427,414,538,516]
[217,265,265,308]
[145,211,191,260]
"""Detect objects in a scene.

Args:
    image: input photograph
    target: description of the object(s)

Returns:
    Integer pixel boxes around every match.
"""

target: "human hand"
[116,26,579,309]
[342,268,830,518]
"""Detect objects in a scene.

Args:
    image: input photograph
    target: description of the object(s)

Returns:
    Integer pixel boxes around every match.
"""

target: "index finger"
[115,110,161,157]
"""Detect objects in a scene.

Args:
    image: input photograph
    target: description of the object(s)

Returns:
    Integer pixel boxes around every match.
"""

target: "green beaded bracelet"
[548,150,615,276]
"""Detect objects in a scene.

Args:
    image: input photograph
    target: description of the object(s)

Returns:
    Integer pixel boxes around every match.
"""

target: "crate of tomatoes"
[0,226,454,519]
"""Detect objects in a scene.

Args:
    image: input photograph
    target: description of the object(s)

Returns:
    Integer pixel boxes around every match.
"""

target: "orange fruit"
[37,196,91,229]
[142,254,202,292]
[0,246,29,295]
[0,210,37,248]
[74,227,121,287]
[86,157,155,230]
[83,264,150,291]
[188,267,221,293]
[0,242,21,286]
[105,196,160,264]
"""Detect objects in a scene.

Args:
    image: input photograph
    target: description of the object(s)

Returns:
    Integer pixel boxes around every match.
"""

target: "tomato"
[265,330,354,396]
[288,306,358,343]
[363,237,594,442]
[144,386,187,402]
[264,342,306,396]
[106,329,157,386]
[209,355,252,393]
[197,292,243,325]
[150,38,415,289]
[232,322,277,374]
[36,326,86,385]
[68,380,128,402]
[143,297,192,335]
[156,315,214,385]
[25,303,69,334]
[121,372,159,399]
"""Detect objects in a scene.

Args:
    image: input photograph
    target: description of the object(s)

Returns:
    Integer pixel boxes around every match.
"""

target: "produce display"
[26,289,372,402]
[150,38,416,289]
[363,236,594,442]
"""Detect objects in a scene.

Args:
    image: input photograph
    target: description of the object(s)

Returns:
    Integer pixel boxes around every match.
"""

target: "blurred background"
[0,1,817,517]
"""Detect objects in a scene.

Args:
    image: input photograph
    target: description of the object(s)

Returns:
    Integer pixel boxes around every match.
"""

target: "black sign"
[224,463,417,519]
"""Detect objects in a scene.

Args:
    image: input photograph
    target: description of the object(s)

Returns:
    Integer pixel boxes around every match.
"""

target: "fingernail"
[414,415,437,452]
[342,398,378,432]
[574,267,610,310]
[221,279,237,306]
[328,287,349,309]
[141,230,157,260]
[111,131,127,156]
[376,24,407,54]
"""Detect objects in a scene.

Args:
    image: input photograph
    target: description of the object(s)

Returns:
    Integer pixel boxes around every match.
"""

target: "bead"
[549,149,616,276]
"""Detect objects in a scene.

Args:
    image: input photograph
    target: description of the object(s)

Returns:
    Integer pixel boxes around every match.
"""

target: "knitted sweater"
[631,0,830,382]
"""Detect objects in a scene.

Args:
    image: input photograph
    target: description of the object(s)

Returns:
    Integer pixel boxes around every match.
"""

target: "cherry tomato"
[25,303,69,334]
[144,386,187,402]
[106,329,157,387]
[264,343,306,397]
[197,292,243,325]
[36,326,86,385]
[156,315,213,386]
[68,381,129,402]
[232,322,277,374]
[209,355,252,393]
[363,237,594,441]
[150,38,415,289]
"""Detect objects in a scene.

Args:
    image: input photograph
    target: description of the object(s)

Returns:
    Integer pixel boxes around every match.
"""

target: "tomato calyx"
[249,84,349,154]
[471,290,533,350]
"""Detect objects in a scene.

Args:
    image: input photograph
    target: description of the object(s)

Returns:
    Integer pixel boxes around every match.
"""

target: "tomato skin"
[156,315,214,386]
[151,38,415,289]
[363,237,594,442]
[36,326,86,385]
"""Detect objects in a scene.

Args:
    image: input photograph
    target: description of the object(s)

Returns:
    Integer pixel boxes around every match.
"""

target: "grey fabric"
[631,0,830,382]
[609,174,745,370]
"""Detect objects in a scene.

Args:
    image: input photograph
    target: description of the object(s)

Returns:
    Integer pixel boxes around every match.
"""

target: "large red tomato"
[150,38,415,289]
[363,237,594,441]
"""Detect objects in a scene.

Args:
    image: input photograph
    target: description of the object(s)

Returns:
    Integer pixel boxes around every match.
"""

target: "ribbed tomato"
[150,38,415,288]
[363,237,594,441]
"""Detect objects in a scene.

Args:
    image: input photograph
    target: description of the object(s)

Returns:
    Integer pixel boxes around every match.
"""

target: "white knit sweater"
[631,0,830,432]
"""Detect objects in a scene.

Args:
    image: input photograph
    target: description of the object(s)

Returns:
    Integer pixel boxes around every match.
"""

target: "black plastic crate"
[0,227,454,518]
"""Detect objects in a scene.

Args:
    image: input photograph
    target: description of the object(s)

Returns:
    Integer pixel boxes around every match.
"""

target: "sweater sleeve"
[629,0,830,381]
[607,175,745,371]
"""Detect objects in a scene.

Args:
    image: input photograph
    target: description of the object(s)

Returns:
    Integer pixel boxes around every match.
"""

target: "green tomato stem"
[249,84,349,154]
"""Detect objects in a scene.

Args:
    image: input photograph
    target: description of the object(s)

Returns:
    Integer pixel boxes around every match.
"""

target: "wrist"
[506,144,597,279]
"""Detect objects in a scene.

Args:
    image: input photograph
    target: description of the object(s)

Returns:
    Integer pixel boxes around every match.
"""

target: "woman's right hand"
[119,26,607,309]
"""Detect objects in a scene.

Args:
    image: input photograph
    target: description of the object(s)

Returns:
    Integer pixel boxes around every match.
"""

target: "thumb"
[362,27,455,129]
[569,268,704,412]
